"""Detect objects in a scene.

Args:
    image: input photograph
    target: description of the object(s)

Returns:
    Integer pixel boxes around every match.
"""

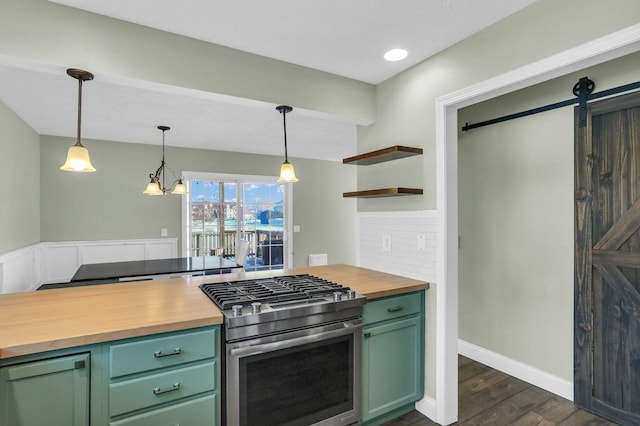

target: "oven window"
[239,334,354,426]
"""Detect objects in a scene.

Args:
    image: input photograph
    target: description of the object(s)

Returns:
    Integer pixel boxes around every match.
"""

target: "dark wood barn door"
[575,91,640,425]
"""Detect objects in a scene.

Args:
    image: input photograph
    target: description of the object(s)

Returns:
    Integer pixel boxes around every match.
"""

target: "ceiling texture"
[0,0,538,161]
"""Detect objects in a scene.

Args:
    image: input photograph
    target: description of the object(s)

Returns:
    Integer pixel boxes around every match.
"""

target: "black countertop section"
[70,256,241,282]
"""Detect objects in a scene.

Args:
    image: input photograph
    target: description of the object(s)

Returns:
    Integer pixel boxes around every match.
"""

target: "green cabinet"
[0,326,220,426]
[362,291,425,425]
[0,352,90,426]
[106,327,219,425]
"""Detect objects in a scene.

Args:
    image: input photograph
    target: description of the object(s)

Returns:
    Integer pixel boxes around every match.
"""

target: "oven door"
[226,319,362,426]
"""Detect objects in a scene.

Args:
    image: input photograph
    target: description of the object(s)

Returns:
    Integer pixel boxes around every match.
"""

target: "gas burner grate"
[199,274,351,310]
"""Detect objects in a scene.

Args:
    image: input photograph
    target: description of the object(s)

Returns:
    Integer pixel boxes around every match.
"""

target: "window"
[181,172,292,271]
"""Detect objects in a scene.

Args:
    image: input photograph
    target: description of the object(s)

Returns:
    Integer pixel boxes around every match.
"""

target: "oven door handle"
[229,322,363,357]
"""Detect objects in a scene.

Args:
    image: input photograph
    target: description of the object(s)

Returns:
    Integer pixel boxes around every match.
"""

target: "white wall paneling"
[357,210,436,282]
[0,244,41,293]
[40,238,178,284]
[0,238,178,293]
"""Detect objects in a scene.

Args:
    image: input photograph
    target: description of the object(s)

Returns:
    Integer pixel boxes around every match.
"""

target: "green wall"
[40,136,357,267]
[1,0,369,264]
[357,0,640,213]
[0,99,40,254]
[0,0,375,125]
[458,52,640,380]
[358,0,640,400]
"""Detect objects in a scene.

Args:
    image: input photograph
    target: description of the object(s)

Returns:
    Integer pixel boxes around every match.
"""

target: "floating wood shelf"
[343,145,423,166]
[343,188,423,198]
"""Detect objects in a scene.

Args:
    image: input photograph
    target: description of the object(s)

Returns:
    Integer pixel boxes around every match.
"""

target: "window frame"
[180,171,293,269]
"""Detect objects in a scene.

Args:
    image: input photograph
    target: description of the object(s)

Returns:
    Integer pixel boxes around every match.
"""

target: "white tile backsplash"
[357,210,436,282]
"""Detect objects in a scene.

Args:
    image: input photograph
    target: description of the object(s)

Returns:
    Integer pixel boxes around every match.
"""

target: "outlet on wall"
[161,228,168,237]
[417,233,426,252]
[382,234,392,252]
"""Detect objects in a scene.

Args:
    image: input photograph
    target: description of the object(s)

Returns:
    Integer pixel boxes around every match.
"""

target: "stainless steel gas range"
[200,274,366,426]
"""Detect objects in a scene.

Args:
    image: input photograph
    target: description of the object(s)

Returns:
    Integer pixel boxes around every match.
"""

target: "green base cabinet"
[362,291,425,425]
[0,353,90,426]
[106,328,219,424]
[0,325,220,426]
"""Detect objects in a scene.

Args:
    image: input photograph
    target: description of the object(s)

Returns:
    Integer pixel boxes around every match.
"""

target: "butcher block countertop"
[0,264,428,359]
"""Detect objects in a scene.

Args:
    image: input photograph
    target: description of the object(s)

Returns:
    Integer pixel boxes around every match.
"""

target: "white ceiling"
[0,0,538,162]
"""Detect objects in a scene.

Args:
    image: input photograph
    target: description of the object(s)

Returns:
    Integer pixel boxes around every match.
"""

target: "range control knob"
[333,292,343,301]
[232,305,243,316]
[347,290,356,299]
[251,302,262,314]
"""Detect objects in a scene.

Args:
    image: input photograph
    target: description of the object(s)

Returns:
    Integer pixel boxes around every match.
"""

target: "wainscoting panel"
[0,245,40,293]
[81,243,147,265]
[0,238,178,293]
[40,239,178,284]
[42,245,79,284]
[146,240,179,260]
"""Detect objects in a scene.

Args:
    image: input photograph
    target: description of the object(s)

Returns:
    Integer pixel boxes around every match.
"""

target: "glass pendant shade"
[60,143,96,172]
[62,68,95,172]
[143,126,187,196]
[277,161,298,182]
[171,180,187,195]
[143,180,163,195]
[275,105,299,183]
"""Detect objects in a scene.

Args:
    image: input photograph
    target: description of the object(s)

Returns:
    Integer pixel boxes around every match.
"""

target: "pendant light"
[276,105,298,182]
[143,126,187,195]
[60,68,96,172]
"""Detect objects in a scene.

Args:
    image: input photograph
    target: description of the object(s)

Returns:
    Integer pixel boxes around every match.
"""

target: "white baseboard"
[415,396,438,423]
[459,339,573,401]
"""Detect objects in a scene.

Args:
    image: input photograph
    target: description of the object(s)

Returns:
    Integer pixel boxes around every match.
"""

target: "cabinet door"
[0,353,90,426]
[362,316,422,422]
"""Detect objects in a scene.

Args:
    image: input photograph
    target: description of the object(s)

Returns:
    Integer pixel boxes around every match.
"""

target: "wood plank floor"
[382,355,618,425]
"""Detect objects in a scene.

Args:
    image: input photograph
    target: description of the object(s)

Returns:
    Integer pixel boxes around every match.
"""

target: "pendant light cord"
[161,128,166,191]
[282,109,289,162]
[76,78,83,147]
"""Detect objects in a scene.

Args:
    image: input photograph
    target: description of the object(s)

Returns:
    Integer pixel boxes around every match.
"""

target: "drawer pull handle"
[153,382,180,396]
[154,347,182,358]
[387,306,404,313]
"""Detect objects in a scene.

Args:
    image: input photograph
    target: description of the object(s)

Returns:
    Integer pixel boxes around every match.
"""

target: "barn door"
[575,90,640,425]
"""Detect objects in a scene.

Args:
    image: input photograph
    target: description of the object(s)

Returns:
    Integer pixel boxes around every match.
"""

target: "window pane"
[186,177,287,271]
[190,181,221,257]
[241,183,284,271]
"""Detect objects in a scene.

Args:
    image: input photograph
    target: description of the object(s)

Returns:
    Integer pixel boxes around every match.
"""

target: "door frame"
[433,24,640,425]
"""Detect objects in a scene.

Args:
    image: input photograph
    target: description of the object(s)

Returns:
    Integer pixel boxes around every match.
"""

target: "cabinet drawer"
[110,329,217,378]
[109,394,216,426]
[109,361,216,417]
[364,292,422,324]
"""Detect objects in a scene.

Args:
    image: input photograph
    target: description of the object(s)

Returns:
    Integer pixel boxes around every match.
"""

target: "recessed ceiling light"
[384,48,409,62]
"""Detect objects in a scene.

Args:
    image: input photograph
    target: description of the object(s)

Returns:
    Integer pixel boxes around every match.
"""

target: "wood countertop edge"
[0,265,428,360]
[361,283,429,299]
[0,316,222,359]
